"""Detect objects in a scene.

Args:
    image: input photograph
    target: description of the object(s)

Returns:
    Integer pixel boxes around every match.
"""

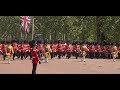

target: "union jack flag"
[20,16,31,33]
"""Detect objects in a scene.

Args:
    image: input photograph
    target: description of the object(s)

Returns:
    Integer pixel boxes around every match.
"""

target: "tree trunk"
[54,30,57,40]
[63,34,65,41]
[49,31,51,40]
[96,16,101,43]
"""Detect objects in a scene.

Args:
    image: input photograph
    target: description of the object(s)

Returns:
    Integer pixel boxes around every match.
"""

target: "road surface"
[0,55,120,74]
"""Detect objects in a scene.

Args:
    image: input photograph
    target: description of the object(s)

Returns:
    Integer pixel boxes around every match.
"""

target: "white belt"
[32,57,36,58]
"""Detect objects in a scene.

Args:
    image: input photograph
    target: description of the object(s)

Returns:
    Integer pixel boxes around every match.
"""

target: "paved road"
[0,56,120,74]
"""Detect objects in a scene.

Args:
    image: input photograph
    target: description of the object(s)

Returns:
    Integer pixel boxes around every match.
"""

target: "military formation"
[0,40,119,64]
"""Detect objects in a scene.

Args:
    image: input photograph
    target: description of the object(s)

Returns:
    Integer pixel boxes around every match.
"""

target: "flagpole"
[32,16,34,40]
[20,17,23,40]
[25,32,27,40]
[21,32,22,40]
[20,25,23,40]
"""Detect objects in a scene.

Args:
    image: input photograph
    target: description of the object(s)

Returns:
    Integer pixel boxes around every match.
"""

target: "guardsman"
[5,41,14,64]
[86,42,90,58]
[12,40,19,60]
[105,43,109,59]
[95,43,101,59]
[29,40,41,74]
[118,43,120,59]
[106,43,110,59]
[65,41,73,59]
[36,40,44,60]
[101,43,105,59]
[18,41,25,60]
[89,42,95,59]
[111,43,118,62]
[1,41,7,60]
[61,40,66,57]
[50,41,54,59]
[73,41,81,59]
[81,42,89,62]
[0,43,2,54]
[103,44,107,59]
[54,41,58,57]
[44,41,51,63]
[72,41,75,57]
[50,40,57,59]
[23,40,29,59]
[57,40,63,59]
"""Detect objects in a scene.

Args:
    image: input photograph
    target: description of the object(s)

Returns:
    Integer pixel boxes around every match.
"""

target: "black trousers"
[118,52,120,59]
[29,52,32,60]
[86,51,89,58]
[13,51,19,60]
[66,52,71,59]
[54,52,58,57]
[86,52,89,58]
[17,51,24,60]
[107,52,111,59]
[89,52,94,59]
[37,51,43,59]
[95,52,100,59]
[72,52,75,56]
[95,52,97,58]
[32,63,37,74]
[75,52,80,59]
[24,51,30,59]
[20,52,25,60]
[51,52,57,59]
[2,52,6,60]
[101,52,106,59]
[62,51,66,57]
[50,52,54,59]
[58,52,62,59]
[103,52,106,59]
[107,53,112,59]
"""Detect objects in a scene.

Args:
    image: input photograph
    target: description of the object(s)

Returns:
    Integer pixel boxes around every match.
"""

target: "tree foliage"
[0,16,120,42]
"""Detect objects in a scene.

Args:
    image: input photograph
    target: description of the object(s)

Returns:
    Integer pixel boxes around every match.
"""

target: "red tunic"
[73,44,80,52]
[117,46,120,53]
[30,48,39,64]
[54,44,58,52]
[103,46,106,53]
[51,44,57,52]
[1,44,6,53]
[61,43,66,52]
[36,44,44,53]
[100,46,104,53]
[107,46,111,53]
[95,45,101,52]
[105,46,109,53]
[18,44,25,53]
[24,44,30,52]
[65,44,72,52]
[89,45,95,53]
[12,43,18,52]
[57,44,62,52]
[0,44,2,53]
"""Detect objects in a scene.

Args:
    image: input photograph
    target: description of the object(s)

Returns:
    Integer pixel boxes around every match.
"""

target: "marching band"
[0,40,119,63]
